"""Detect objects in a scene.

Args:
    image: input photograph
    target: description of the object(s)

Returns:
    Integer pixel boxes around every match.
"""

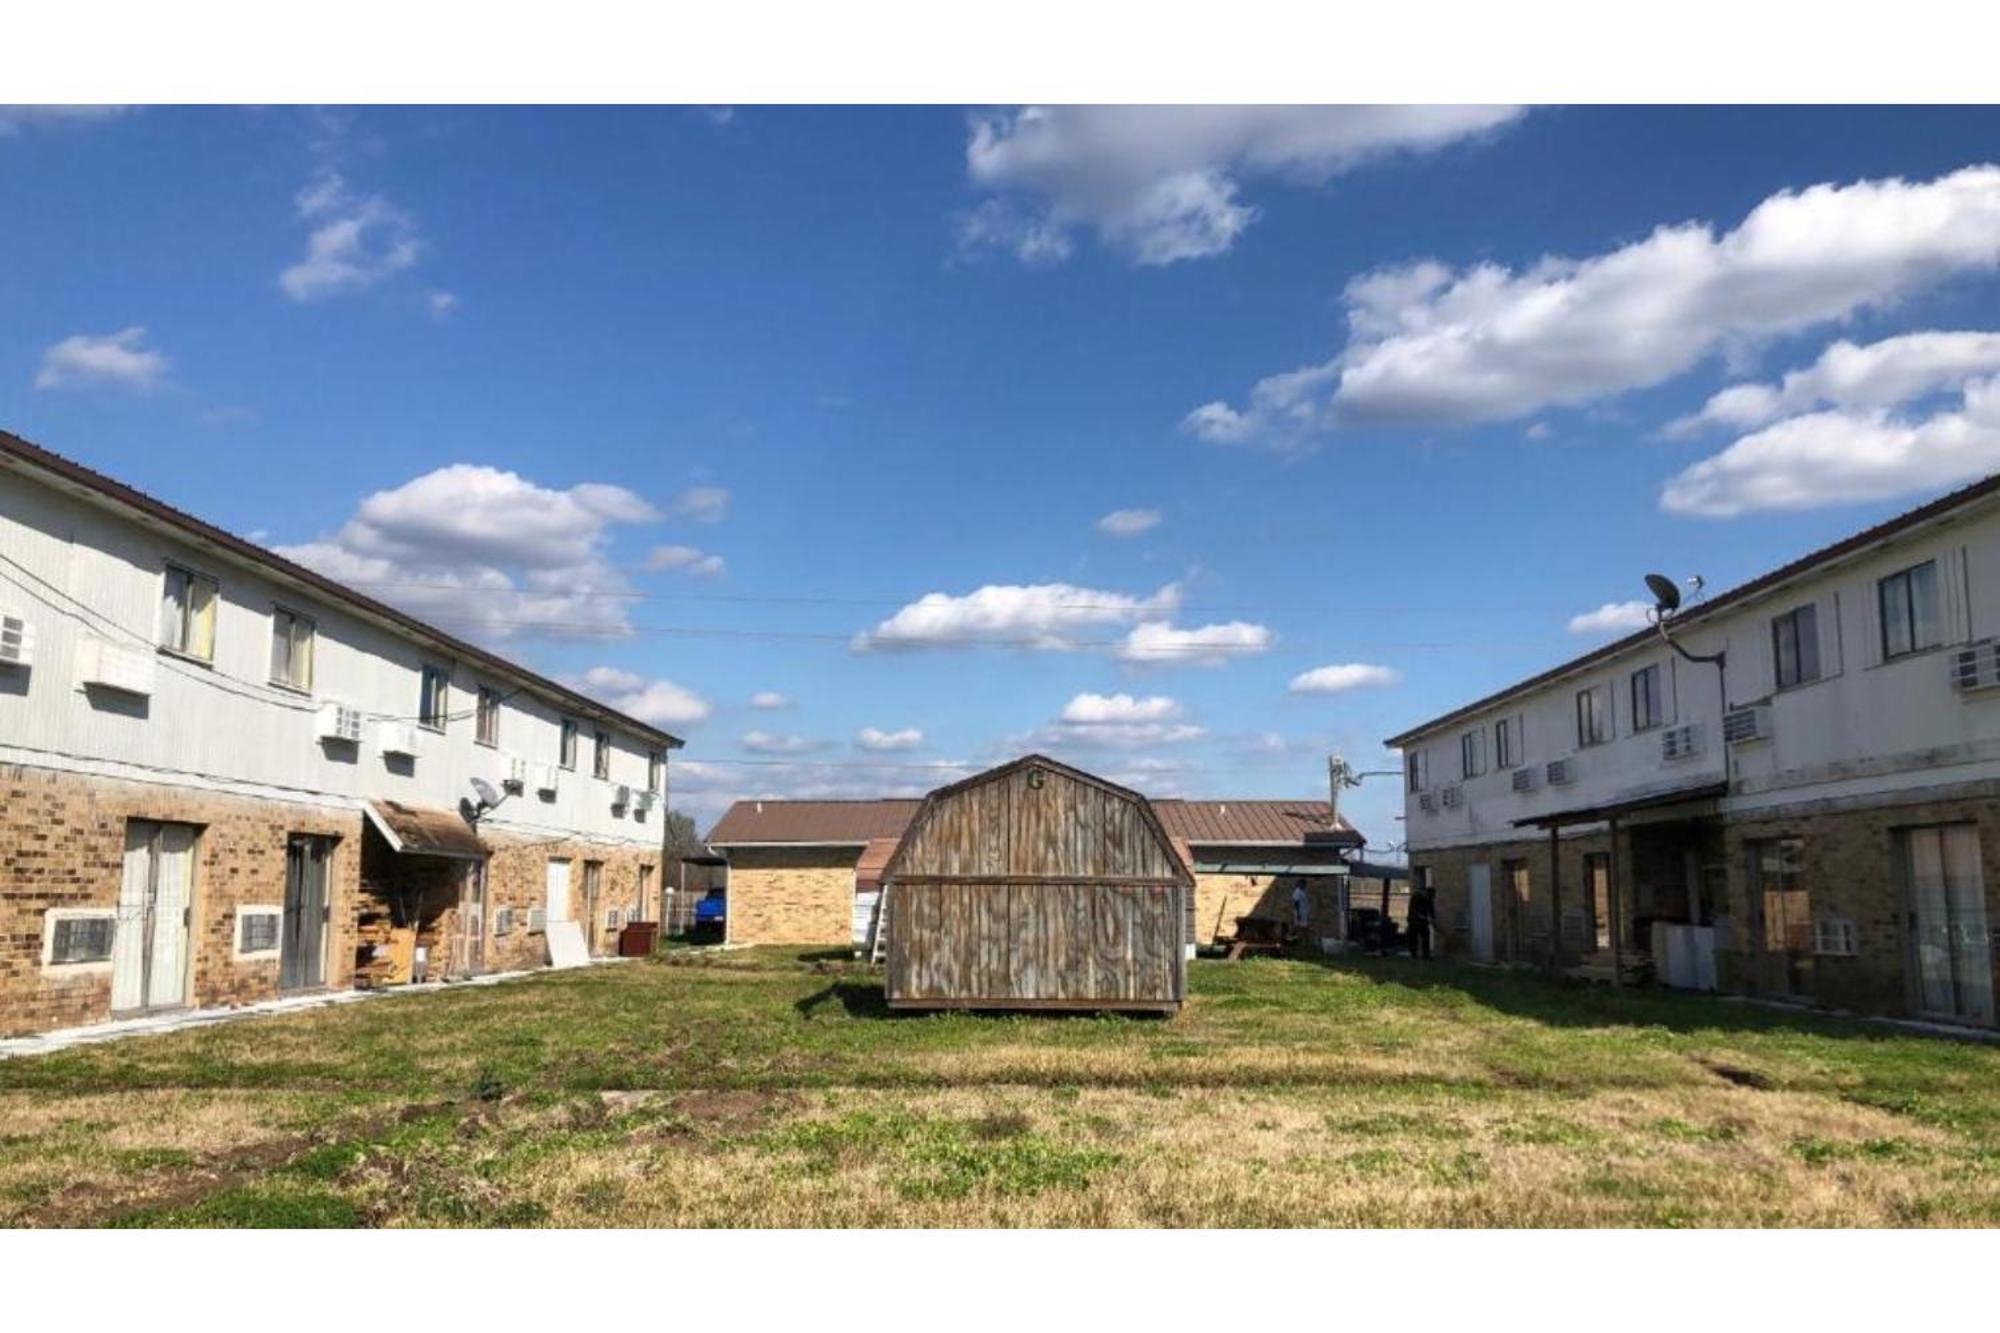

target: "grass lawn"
[3,947,1998,1227]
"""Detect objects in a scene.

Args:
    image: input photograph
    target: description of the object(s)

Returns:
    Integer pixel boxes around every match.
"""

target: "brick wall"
[725,847,857,945]
[1411,831,1613,967]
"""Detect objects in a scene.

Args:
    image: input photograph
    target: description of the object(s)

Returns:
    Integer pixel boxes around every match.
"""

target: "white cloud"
[857,726,924,751]
[646,544,726,577]
[670,485,730,523]
[428,291,459,319]
[748,691,791,710]
[280,171,421,301]
[1661,376,2000,518]
[854,581,1181,653]
[1288,663,1402,694]
[741,730,820,754]
[1096,507,1162,538]
[275,464,658,641]
[671,756,979,826]
[1669,330,2000,435]
[34,326,167,391]
[1191,165,2000,445]
[574,666,711,728]
[1117,619,1273,666]
[0,106,126,136]
[1567,600,1655,635]
[963,106,1520,266]
[1033,692,1203,749]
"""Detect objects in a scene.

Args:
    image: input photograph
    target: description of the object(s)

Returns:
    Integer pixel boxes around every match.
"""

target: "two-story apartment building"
[1388,474,2000,1030]
[0,430,683,1038]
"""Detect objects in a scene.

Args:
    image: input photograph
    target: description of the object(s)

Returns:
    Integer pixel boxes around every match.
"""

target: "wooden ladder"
[869,887,891,965]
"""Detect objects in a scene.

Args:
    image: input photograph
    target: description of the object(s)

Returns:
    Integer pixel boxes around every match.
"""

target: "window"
[1878,560,1940,660]
[648,749,664,794]
[1630,663,1663,732]
[236,908,281,957]
[1811,917,1858,958]
[269,607,315,691]
[1406,749,1429,793]
[419,665,450,730]
[593,730,612,780]
[476,686,502,747]
[560,718,579,770]
[1575,684,1609,747]
[1459,730,1483,781]
[159,564,218,661]
[1494,717,1519,770]
[46,912,115,967]
[1771,603,1821,689]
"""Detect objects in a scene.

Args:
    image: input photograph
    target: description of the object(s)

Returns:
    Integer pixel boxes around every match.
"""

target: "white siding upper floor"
[1392,479,2000,851]
[0,444,676,848]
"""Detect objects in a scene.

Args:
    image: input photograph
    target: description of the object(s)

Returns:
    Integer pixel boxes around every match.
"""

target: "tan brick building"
[704,786,1364,950]
[0,429,683,1038]
[1388,475,2000,1029]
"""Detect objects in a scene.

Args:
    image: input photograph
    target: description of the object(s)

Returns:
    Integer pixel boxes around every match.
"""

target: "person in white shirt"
[1291,880,1310,934]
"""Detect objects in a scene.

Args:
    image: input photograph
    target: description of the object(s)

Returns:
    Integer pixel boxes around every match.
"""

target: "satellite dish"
[469,776,502,811]
[1644,573,1682,615]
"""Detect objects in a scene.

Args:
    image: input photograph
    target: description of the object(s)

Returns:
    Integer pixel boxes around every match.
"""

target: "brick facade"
[1191,872,1344,946]
[723,846,859,945]
[1,764,661,1038]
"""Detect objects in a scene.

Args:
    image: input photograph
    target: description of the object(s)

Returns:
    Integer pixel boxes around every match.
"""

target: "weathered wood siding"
[885,759,1189,1011]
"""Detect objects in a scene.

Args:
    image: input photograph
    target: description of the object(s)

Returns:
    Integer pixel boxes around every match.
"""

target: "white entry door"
[1908,825,1994,1026]
[112,820,197,1014]
[1467,863,1495,962]
[546,858,573,923]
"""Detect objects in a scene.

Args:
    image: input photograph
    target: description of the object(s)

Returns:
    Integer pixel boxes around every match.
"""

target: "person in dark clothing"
[1407,886,1436,960]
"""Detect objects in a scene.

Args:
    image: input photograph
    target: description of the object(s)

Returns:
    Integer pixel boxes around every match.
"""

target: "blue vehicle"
[692,889,727,938]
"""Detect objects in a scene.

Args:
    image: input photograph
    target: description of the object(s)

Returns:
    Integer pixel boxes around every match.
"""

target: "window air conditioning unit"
[377,719,421,757]
[1661,723,1702,762]
[0,613,34,668]
[534,763,560,795]
[1440,784,1464,809]
[1511,766,1539,794]
[1722,705,1770,746]
[76,636,155,696]
[504,753,529,793]
[1951,640,2000,694]
[1545,758,1576,786]
[634,788,658,813]
[492,907,513,936]
[1417,792,1437,814]
[316,701,363,744]
[527,907,547,933]
[612,783,633,811]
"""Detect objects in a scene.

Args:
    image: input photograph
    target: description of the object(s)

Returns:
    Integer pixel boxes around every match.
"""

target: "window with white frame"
[44,910,116,968]
[1494,716,1519,770]
[419,664,450,730]
[1459,730,1483,781]
[1576,683,1609,747]
[159,564,218,661]
[235,906,282,959]
[476,685,502,747]
[1878,560,1940,660]
[560,718,579,770]
[270,607,315,691]
[594,729,612,780]
[1630,663,1663,732]
[1811,917,1859,958]
[1771,603,1821,689]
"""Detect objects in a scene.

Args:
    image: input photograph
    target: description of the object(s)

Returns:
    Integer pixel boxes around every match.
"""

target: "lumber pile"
[354,916,417,988]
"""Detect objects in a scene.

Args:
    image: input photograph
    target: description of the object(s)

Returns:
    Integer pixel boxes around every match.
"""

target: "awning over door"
[365,800,488,861]
[1511,781,1728,831]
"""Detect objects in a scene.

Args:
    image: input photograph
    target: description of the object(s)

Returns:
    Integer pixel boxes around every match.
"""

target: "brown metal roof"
[0,428,684,751]
[854,836,902,891]
[366,800,489,860]
[706,790,1360,849]
[1384,468,2000,748]
[706,799,922,845]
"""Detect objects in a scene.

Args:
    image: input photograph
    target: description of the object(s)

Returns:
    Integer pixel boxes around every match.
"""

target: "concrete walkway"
[0,959,629,1061]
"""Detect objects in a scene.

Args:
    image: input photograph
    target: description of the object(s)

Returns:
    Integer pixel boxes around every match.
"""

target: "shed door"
[546,859,573,922]
[1467,863,1494,962]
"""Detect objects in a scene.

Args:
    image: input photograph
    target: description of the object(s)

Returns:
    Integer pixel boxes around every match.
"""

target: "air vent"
[0,613,34,668]
[1723,706,1769,746]
[1512,767,1539,794]
[377,720,421,757]
[527,907,547,933]
[1418,792,1437,814]
[1545,758,1576,786]
[76,637,155,696]
[1440,784,1464,809]
[1951,640,2000,694]
[492,907,513,936]
[605,908,625,932]
[1661,723,1702,762]
[316,701,363,744]
[535,763,560,795]
[504,753,529,792]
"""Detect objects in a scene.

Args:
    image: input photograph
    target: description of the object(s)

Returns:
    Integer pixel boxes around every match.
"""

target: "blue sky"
[6,104,2000,841]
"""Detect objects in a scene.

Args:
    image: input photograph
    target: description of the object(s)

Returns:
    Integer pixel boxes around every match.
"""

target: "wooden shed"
[882,755,1193,1013]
